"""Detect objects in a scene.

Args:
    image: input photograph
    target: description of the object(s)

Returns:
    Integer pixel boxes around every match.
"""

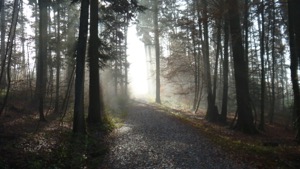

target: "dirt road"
[102,101,252,169]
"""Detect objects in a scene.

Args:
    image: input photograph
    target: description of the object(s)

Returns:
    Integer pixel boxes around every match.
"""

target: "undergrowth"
[0,100,129,169]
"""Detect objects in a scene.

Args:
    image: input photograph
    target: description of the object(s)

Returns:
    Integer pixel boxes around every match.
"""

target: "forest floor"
[101,100,251,169]
[1,97,300,168]
[0,97,116,169]
[151,101,300,169]
[102,99,300,169]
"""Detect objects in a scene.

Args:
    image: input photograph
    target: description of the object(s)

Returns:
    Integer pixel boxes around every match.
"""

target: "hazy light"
[127,25,149,98]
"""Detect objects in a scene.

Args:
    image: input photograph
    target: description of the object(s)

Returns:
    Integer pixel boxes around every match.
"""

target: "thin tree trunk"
[195,0,204,114]
[212,21,221,104]
[259,1,266,130]
[244,0,249,75]
[73,0,89,134]
[0,0,6,87]
[0,0,19,115]
[154,0,161,104]
[192,0,201,112]
[192,30,199,110]
[119,37,123,94]
[114,31,118,95]
[269,0,276,124]
[54,3,61,113]
[20,0,26,78]
[124,16,129,97]
[220,11,229,123]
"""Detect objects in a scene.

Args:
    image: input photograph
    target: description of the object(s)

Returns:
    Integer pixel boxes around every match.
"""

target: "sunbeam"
[127,25,149,98]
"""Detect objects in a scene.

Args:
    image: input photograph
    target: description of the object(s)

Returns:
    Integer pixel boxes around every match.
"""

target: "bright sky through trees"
[127,25,149,98]
[18,1,148,98]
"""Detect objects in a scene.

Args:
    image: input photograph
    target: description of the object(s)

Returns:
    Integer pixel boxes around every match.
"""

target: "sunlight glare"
[127,25,149,98]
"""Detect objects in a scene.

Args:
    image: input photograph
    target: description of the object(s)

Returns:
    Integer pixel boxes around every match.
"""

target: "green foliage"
[97,0,146,67]
[101,113,117,131]
[104,101,128,129]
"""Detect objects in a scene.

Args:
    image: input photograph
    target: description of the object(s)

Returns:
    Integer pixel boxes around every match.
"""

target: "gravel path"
[102,101,253,169]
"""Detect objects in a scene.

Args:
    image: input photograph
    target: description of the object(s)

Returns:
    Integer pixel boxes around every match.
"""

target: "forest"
[0,0,300,168]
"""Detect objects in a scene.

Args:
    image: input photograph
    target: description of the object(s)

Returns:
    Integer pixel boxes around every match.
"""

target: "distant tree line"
[137,0,300,141]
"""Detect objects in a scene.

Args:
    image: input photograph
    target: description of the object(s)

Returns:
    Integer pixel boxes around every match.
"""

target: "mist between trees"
[0,0,300,141]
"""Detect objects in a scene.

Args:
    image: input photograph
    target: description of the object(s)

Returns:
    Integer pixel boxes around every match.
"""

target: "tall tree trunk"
[227,0,257,134]
[288,0,300,143]
[154,0,161,104]
[0,0,19,115]
[20,0,26,78]
[265,8,271,110]
[118,37,124,94]
[194,0,203,112]
[124,16,129,97]
[34,1,38,83]
[73,0,89,134]
[202,0,218,122]
[212,21,221,104]
[113,31,118,95]
[54,3,61,113]
[259,1,266,130]
[192,30,199,110]
[36,0,48,121]
[269,0,276,124]
[293,1,300,63]
[87,0,103,124]
[220,11,229,123]
[0,0,6,87]
[243,0,249,75]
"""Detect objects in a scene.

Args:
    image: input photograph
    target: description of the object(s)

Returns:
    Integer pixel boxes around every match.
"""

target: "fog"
[127,25,150,99]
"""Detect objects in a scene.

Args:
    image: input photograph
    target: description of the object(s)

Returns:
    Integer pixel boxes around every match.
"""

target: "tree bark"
[73,0,89,134]
[269,0,276,124]
[36,0,48,121]
[259,0,266,130]
[54,2,61,114]
[288,0,300,143]
[220,11,229,123]
[202,0,218,122]
[0,0,19,115]
[243,0,249,75]
[124,16,129,97]
[20,0,26,78]
[227,0,257,134]
[192,0,199,110]
[154,0,161,104]
[87,0,103,125]
[212,21,221,105]
[0,0,6,87]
